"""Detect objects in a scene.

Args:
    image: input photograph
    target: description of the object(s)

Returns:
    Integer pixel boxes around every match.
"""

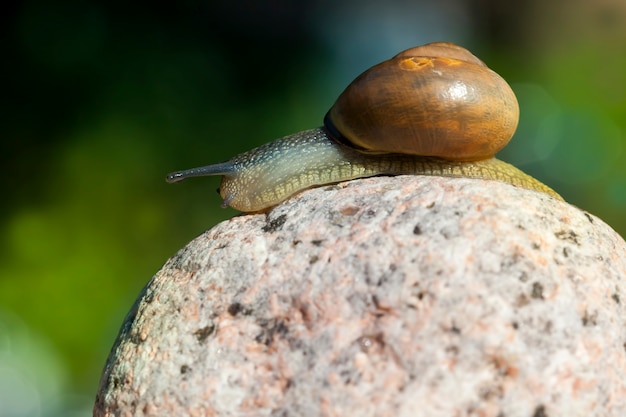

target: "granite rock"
[94,176,626,417]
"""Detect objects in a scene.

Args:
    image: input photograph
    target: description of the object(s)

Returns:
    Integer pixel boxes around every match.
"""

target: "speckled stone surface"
[94,176,626,417]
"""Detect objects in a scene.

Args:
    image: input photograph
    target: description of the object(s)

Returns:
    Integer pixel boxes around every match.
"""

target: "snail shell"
[167,42,560,212]
[325,42,519,161]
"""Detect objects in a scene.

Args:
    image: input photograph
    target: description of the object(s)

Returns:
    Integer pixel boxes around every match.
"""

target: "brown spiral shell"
[325,42,519,161]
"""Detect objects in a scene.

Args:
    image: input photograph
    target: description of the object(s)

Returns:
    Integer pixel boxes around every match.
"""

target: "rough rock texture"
[94,176,626,417]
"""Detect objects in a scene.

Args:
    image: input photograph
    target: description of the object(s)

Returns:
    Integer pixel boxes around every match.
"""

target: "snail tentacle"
[166,162,237,183]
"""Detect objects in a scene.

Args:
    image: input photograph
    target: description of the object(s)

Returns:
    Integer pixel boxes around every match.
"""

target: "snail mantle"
[94,176,626,417]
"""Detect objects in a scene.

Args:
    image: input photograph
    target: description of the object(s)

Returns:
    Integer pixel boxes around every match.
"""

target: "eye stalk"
[166,162,236,183]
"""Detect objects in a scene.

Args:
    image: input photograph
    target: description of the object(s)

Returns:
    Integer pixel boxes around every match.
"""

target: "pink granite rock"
[94,175,626,417]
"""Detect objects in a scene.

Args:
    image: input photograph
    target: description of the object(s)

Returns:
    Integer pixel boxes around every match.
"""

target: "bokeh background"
[1,0,625,415]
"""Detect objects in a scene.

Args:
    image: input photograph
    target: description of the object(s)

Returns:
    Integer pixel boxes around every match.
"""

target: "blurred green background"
[1,0,625,415]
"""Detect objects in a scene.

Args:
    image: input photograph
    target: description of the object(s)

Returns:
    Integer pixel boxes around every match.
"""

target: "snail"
[166,42,562,212]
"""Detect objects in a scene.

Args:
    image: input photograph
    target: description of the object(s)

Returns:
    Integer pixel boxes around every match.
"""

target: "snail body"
[167,42,561,212]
